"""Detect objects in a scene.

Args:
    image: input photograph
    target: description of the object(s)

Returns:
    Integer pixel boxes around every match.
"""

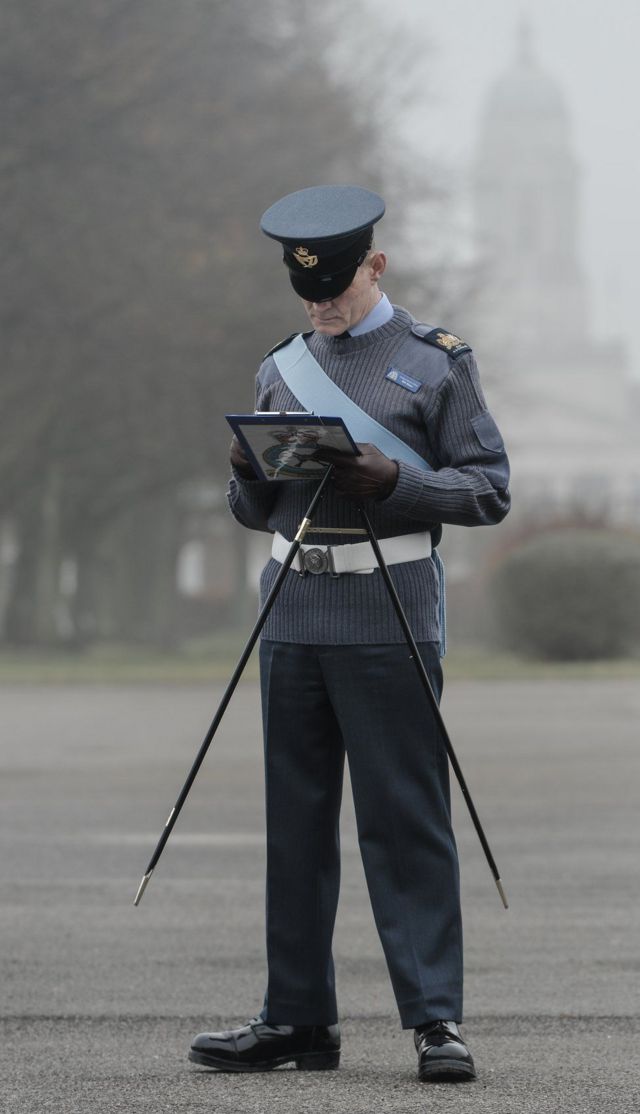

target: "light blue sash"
[271,333,447,655]
[272,333,432,472]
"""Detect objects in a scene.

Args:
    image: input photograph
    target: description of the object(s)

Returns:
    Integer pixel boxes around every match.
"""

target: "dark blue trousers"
[259,640,463,1029]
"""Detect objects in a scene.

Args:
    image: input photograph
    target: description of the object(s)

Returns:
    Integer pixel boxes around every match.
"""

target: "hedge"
[490,528,640,660]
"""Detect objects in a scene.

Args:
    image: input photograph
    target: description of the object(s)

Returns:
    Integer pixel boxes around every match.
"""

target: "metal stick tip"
[495,877,509,910]
[133,870,153,906]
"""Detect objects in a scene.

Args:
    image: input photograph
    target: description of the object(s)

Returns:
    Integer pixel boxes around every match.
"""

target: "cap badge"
[293,246,319,268]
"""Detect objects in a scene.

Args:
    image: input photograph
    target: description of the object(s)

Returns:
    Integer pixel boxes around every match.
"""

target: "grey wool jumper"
[227,305,510,645]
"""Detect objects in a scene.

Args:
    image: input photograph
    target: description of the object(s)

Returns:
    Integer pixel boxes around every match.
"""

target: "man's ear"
[370,251,387,282]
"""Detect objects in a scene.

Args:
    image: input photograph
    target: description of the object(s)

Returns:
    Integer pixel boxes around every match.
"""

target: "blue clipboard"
[226,412,360,481]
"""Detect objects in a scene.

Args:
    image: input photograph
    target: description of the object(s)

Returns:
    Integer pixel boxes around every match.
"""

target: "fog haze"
[369,0,640,374]
[2,0,639,656]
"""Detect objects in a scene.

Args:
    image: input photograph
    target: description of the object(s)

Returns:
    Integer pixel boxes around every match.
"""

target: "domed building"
[467,21,640,529]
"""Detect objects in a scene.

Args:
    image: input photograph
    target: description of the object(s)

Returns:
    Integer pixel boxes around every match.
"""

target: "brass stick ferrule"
[294,517,312,543]
[134,870,153,907]
[495,877,509,910]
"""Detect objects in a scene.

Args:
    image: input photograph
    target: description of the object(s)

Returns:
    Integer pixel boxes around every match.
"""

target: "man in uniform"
[189,186,510,1082]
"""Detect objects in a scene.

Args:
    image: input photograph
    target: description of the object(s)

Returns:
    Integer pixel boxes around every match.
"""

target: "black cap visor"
[283,225,372,302]
[289,260,360,302]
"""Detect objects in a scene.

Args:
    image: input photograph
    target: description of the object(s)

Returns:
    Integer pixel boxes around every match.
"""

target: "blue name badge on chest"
[385,367,422,393]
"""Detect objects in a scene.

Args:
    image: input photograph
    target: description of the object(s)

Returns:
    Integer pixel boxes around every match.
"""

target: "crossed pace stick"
[134,465,508,910]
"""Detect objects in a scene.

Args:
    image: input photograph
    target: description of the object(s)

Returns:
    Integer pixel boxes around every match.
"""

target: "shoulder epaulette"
[411,324,472,359]
[263,333,298,360]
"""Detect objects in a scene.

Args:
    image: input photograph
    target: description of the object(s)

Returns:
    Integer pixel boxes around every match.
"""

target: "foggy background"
[2,0,640,665]
[3,9,640,1108]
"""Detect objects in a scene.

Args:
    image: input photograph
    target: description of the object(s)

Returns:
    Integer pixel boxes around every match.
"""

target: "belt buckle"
[301,547,329,575]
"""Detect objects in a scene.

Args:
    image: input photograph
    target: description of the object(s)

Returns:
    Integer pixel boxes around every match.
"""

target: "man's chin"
[313,320,346,336]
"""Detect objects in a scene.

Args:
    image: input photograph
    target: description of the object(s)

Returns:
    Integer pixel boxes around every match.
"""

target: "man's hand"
[317,442,399,500]
[230,435,257,480]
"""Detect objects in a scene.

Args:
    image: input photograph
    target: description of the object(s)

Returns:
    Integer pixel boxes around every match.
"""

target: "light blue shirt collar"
[348,292,393,337]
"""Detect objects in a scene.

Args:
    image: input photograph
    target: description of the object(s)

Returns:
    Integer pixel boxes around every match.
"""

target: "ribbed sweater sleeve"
[228,468,278,531]
[384,351,510,527]
[227,372,280,531]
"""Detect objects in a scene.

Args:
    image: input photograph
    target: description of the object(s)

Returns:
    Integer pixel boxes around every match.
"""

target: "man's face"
[300,252,386,335]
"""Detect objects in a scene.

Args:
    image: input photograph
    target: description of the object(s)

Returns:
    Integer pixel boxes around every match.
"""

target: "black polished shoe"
[189,1017,341,1072]
[415,1020,476,1082]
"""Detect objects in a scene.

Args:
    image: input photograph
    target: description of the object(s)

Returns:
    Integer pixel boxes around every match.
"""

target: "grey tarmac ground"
[1,676,639,1113]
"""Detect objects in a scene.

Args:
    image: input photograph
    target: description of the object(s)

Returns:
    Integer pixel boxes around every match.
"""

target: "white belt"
[271,530,432,577]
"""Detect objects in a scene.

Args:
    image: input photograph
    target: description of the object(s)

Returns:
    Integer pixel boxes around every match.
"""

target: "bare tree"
[0,0,387,645]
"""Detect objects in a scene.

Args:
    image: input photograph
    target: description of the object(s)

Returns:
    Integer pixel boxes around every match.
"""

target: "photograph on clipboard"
[226,412,359,481]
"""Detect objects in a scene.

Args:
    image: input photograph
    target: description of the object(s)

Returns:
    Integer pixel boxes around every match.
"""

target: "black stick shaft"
[358,506,508,909]
[134,467,334,905]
